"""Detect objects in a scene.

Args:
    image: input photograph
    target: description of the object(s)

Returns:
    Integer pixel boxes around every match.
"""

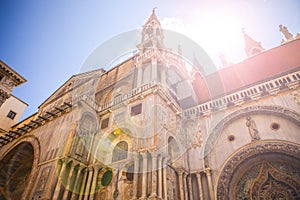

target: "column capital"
[204,168,211,176]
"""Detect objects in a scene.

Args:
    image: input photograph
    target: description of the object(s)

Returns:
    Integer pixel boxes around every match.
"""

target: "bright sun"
[162,11,245,68]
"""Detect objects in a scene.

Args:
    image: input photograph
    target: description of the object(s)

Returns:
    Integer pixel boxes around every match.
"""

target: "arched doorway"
[216,141,300,200]
[0,142,34,200]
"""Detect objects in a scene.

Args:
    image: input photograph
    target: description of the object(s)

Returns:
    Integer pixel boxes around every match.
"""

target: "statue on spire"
[279,24,294,41]
[242,28,265,57]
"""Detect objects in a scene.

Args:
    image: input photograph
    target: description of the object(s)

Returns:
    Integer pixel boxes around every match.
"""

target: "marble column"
[83,168,94,200]
[188,175,193,200]
[178,170,185,200]
[196,173,203,200]
[205,169,214,200]
[183,173,188,200]
[132,153,140,199]
[157,156,163,199]
[163,157,168,200]
[53,159,67,199]
[150,152,158,198]
[62,163,75,199]
[141,152,148,199]
[70,166,83,200]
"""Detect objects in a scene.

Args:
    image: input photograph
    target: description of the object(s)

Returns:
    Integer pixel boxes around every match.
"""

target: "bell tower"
[138,8,164,52]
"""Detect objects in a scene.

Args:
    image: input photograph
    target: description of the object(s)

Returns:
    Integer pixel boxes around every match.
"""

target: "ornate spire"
[243,29,265,57]
[137,9,164,52]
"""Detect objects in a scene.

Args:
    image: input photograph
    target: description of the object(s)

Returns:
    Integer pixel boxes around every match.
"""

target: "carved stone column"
[83,167,94,200]
[188,175,193,200]
[163,157,168,200]
[132,153,140,200]
[150,152,158,198]
[141,152,148,199]
[157,155,163,199]
[196,173,203,200]
[205,169,214,200]
[53,159,67,199]
[178,170,185,200]
[70,166,83,200]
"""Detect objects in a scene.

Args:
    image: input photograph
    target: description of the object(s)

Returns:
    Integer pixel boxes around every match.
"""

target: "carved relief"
[216,142,300,199]
[250,162,300,199]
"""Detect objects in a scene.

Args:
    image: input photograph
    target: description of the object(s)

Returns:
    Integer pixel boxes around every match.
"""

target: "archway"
[216,141,300,199]
[0,142,34,200]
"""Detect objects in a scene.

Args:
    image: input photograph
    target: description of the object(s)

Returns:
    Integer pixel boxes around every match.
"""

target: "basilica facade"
[0,11,300,200]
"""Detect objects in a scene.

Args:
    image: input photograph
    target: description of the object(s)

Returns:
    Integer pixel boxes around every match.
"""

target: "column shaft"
[62,164,75,199]
[132,154,140,199]
[196,173,203,200]
[150,153,158,197]
[89,168,99,200]
[83,168,94,200]
[178,171,184,200]
[79,168,88,200]
[205,169,215,200]
[163,158,168,200]
[158,156,163,199]
[188,175,193,200]
[53,160,67,199]
[183,174,188,200]
[141,152,148,199]
[70,166,82,200]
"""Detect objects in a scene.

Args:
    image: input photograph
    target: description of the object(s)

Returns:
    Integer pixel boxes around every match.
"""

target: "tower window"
[131,103,142,116]
[7,110,16,120]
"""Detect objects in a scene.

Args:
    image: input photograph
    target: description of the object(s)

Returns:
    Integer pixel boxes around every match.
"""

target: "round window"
[228,135,235,142]
[271,123,280,130]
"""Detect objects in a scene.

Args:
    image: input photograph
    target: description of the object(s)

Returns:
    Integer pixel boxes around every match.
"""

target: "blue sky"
[0,0,299,120]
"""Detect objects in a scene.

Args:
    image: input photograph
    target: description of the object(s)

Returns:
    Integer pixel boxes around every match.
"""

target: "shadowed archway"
[0,142,34,200]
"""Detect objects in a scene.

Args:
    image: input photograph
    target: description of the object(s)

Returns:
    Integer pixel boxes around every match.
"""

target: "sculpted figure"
[246,116,260,141]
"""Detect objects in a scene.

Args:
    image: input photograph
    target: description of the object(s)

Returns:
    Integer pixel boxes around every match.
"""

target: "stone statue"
[191,123,203,148]
[279,24,293,41]
[246,116,260,141]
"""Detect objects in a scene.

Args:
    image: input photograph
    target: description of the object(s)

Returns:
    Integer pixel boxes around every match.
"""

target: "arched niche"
[216,141,300,199]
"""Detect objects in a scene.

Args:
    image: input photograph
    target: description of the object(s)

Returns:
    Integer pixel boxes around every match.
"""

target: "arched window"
[112,141,128,162]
